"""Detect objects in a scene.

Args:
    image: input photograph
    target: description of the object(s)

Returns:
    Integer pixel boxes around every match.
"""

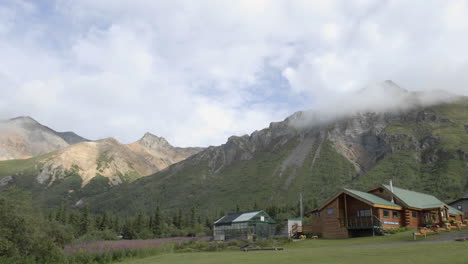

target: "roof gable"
[214,210,275,224]
[214,212,242,224]
[344,188,401,208]
[315,188,401,212]
[382,185,445,209]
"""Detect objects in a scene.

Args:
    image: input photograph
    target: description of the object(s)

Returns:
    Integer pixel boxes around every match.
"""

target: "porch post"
[344,194,348,227]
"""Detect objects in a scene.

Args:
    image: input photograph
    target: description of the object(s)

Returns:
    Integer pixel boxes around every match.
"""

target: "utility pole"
[299,192,304,219]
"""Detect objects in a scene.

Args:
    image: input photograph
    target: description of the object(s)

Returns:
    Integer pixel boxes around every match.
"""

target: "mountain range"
[87,89,468,214]
[0,117,202,206]
[0,84,467,215]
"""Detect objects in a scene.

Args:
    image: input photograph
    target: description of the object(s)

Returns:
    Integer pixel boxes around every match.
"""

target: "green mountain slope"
[85,97,468,215]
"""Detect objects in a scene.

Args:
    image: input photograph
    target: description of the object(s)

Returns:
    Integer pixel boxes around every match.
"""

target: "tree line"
[0,187,314,263]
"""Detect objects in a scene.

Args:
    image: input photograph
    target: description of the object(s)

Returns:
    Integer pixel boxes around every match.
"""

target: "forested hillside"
[87,98,468,215]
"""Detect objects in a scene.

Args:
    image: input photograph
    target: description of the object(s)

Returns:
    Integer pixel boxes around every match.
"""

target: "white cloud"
[0,1,467,147]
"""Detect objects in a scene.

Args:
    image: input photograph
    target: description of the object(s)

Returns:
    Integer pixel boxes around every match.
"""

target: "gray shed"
[213,210,276,241]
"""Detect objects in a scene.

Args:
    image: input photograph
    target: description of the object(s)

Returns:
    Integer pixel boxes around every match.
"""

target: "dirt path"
[349,231,468,247]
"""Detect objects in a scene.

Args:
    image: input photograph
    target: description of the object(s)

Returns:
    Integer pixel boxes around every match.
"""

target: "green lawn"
[118,230,468,264]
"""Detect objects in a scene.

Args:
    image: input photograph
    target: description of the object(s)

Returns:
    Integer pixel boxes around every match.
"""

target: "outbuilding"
[449,194,468,220]
[213,210,276,241]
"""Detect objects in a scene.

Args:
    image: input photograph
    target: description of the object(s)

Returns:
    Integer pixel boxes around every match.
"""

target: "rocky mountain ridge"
[0,117,203,190]
[0,116,89,161]
[86,93,468,213]
[1,85,466,212]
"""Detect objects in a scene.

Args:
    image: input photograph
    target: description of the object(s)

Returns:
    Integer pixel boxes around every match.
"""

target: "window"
[316,212,321,218]
[458,205,463,210]
[357,210,371,217]
[412,211,418,218]
[327,208,334,215]
[393,211,400,219]
[383,210,390,218]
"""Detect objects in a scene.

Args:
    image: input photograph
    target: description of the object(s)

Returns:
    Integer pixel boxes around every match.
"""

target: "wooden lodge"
[305,184,464,239]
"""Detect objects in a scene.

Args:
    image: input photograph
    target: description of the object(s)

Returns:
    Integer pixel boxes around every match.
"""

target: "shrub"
[74,229,118,243]
[383,227,409,234]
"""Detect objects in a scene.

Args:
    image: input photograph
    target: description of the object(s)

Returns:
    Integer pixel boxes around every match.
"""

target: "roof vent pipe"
[389,180,394,203]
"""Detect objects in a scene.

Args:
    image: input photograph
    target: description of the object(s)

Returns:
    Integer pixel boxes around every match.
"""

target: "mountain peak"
[358,80,409,96]
[138,132,172,148]
[9,116,40,124]
[97,137,121,145]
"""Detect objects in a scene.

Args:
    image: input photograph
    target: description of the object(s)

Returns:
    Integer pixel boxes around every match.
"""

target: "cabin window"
[458,205,463,210]
[383,210,390,218]
[260,216,265,222]
[357,209,371,217]
[327,208,334,215]
[392,211,400,219]
[316,212,321,218]
[412,211,418,218]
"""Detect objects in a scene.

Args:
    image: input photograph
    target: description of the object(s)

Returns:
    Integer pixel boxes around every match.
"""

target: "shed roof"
[382,185,445,209]
[214,212,242,225]
[344,188,400,208]
[448,194,468,205]
[214,210,275,225]
[233,211,260,222]
[447,205,463,215]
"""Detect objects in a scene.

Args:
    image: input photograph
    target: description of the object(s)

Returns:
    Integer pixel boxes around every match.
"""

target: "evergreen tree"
[122,217,136,239]
[98,212,110,230]
[173,208,182,229]
[79,205,92,236]
[152,206,162,236]
[189,207,196,228]
[253,201,259,211]
[134,211,145,234]
[205,217,212,230]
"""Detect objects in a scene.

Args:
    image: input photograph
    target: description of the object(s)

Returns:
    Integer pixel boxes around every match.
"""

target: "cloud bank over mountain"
[0,0,467,146]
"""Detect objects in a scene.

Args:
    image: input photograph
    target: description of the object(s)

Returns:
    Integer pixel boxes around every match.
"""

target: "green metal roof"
[344,188,400,207]
[447,205,463,215]
[382,185,445,209]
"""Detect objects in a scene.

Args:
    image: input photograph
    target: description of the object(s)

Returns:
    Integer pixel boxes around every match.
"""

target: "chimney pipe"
[389,180,394,203]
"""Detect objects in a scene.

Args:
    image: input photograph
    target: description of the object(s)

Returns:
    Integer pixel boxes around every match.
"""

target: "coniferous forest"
[0,187,304,263]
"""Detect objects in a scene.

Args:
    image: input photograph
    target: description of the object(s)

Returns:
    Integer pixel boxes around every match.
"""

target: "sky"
[0,0,467,147]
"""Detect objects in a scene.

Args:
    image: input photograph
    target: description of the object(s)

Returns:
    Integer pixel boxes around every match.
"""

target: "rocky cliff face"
[0,118,203,204]
[87,95,468,214]
[0,116,88,161]
[2,87,466,212]
[33,133,203,187]
[127,133,203,172]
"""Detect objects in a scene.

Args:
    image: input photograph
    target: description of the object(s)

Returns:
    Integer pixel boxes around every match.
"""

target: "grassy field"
[118,230,468,264]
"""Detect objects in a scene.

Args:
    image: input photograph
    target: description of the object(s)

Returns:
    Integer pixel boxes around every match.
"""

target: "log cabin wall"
[320,197,349,239]
[309,213,323,235]
[404,209,420,228]
[378,208,403,229]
